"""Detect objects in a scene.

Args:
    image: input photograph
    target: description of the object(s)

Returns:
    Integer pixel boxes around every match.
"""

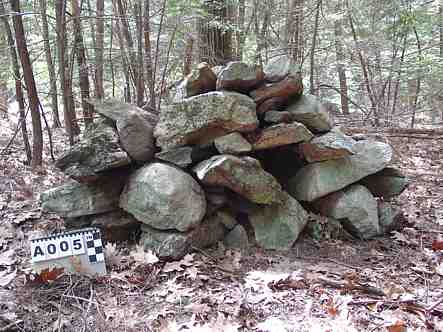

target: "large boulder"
[216,61,264,93]
[300,129,356,162]
[359,167,409,200]
[140,212,225,260]
[174,62,217,101]
[288,141,393,202]
[90,100,156,163]
[55,121,131,182]
[263,55,294,82]
[249,192,308,250]
[41,174,128,218]
[247,123,313,150]
[286,94,332,133]
[312,184,380,239]
[193,155,285,205]
[214,132,252,154]
[224,225,249,250]
[154,91,258,150]
[120,163,206,232]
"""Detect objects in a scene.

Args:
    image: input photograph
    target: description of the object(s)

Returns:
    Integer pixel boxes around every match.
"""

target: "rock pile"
[41,57,409,260]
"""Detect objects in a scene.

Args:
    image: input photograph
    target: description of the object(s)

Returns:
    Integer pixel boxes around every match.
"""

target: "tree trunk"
[39,0,61,128]
[55,0,79,144]
[143,0,155,109]
[334,0,349,114]
[10,0,43,168]
[285,0,303,62]
[198,0,233,65]
[72,0,93,126]
[95,0,105,99]
[309,0,321,95]
[0,1,31,164]
[183,34,194,76]
[133,0,145,106]
[236,0,246,61]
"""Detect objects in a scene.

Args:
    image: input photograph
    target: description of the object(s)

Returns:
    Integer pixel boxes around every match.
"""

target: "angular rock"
[224,225,249,250]
[247,123,313,150]
[378,201,401,234]
[359,167,409,199]
[249,192,308,250]
[41,174,127,218]
[174,62,217,101]
[90,99,155,163]
[212,208,238,230]
[214,132,252,154]
[286,94,332,133]
[300,129,356,162]
[140,212,225,260]
[264,111,293,124]
[193,155,285,205]
[250,74,303,105]
[216,61,264,93]
[66,210,141,241]
[120,163,206,232]
[155,146,193,168]
[154,91,258,149]
[55,121,131,181]
[288,141,393,202]
[257,96,289,115]
[313,184,380,239]
[264,55,294,82]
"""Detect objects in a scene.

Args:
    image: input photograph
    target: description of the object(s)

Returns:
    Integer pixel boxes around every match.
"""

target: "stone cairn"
[41,57,409,260]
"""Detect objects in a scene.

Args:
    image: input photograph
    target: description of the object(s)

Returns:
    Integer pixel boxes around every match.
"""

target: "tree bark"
[309,0,321,95]
[334,1,349,114]
[143,0,155,109]
[95,0,105,99]
[10,0,43,168]
[0,1,31,164]
[236,0,246,61]
[72,0,93,126]
[133,0,145,106]
[183,33,194,76]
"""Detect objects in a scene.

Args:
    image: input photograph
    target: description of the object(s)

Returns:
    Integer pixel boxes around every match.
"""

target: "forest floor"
[0,121,442,332]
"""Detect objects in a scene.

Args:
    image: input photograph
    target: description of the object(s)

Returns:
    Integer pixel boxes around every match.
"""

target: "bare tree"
[10,0,43,168]
[334,0,349,114]
[95,0,105,99]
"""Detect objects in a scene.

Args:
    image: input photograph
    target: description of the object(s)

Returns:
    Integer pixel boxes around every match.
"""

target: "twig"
[0,320,23,332]
[315,276,386,297]
[0,106,30,155]
[426,296,443,314]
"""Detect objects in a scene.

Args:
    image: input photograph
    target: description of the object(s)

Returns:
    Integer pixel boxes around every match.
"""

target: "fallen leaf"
[0,269,16,287]
[386,319,407,332]
[0,249,16,266]
[431,238,443,251]
[130,245,159,265]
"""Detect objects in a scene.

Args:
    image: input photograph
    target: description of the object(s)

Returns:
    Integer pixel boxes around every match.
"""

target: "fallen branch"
[315,276,386,297]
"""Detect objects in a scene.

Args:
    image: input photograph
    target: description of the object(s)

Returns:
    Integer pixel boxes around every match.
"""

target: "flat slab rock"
[55,121,131,182]
[214,132,252,154]
[216,61,264,93]
[120,162,206,232]
[140,212,225,260]
[286,94,333,133]
[41,173,128,218]
[90,99,155,163]
[250,74,303,105]
[359,167,409,199]
[313,184,380,239]
[154,91,258,150]
[249,192,308,250]
[288,140,393,202]
[193,155,285,205]
[174,62,217,101]
[247,122,313,150]
[300,129,356,162]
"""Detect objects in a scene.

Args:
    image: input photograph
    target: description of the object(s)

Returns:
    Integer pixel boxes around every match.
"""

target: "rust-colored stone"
[251,74,303,105]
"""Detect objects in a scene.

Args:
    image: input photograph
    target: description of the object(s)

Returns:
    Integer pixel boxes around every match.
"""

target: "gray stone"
[216,61,264,93]
[120,163,206,232]
[90,99,155,163]
[212,209,238,230]
[286,94,332,133]
[264,55,296,82]
[193,155,285,205]
[313,184,380,239]
[287,141,393,202]
[154,91,258,150]
[55,121,131,181]
[249,123,313,150]
[155,146,193,168]
[214,132,252,154]
[249,192,308,250]
[264,111,294,124]
[359,167,409,200]
[378,201,400,234]
[300,129,356,162]
[224,225,249,249]
[140,212,225,260]
[41,174,127,218]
